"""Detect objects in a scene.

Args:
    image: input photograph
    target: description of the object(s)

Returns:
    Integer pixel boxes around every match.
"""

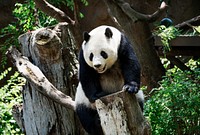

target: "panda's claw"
[123,82,139,93]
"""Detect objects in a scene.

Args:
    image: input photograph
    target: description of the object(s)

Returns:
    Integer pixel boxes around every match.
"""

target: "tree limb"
[175,15,200,29]
[113,0,168,22]
[7,47,75,111]
[34,0,75,24]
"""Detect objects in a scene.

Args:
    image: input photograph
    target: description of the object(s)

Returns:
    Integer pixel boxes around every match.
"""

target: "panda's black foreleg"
[120,55,141,94]
[118,35,141,94]
[76,104,103,135]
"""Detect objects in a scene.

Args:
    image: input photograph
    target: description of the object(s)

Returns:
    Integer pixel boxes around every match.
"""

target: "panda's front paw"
[123,81,139,93]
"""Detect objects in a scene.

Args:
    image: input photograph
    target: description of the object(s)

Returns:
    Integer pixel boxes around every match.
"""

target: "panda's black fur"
[75,25,144,135]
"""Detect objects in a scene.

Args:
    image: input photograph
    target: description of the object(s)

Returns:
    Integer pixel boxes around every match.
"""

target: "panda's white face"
[82,26,121,73]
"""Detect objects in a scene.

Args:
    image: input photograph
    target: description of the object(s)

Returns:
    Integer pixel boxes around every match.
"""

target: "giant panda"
[75,25,144,135]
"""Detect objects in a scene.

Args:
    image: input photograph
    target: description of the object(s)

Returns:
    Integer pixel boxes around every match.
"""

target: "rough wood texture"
[15,23,78,135]
[96,91,151,135]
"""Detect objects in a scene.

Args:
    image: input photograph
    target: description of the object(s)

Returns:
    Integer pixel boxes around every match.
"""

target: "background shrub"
[145,59,200,135]
[0,68,25,134]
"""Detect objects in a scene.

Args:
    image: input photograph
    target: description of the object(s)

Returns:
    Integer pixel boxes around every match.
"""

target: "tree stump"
[96,91,151,135]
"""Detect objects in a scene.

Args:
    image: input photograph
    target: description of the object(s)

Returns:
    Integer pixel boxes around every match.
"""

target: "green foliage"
[0,0,57,68]
[145,59,200,135]
[154,25,180,54]
[0,68,26,134]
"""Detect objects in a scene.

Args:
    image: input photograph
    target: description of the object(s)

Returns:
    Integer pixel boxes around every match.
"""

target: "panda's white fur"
[75,25,144,135]
[75,83,91,107]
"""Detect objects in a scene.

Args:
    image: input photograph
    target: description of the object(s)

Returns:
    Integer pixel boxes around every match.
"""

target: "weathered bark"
[15,23,78,135]
[96,91,151,135]
[103,0,165,90]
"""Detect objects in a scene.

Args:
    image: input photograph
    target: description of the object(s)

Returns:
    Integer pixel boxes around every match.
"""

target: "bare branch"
[7,47,75,111]
[114,0,168,22]
[175,15,200,29]
[34,0,75,24]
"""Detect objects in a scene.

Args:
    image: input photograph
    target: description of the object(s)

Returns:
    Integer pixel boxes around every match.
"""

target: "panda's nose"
[94,64,101,68]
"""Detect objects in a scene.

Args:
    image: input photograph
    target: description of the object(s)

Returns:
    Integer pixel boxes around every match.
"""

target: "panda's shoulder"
[117,33,136,56]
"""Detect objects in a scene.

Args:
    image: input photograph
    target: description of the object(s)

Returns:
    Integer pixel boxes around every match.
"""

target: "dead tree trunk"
[16,23,78,135]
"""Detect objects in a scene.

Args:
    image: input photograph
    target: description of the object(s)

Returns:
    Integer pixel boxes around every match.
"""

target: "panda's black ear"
[83,32,90,42]
[105,28,113,38]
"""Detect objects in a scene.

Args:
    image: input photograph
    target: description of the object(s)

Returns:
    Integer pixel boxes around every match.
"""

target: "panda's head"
[82,25,121,73]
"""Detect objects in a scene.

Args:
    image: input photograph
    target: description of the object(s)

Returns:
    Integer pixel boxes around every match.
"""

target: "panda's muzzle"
[94,64,101,68]
[94,64,106,73]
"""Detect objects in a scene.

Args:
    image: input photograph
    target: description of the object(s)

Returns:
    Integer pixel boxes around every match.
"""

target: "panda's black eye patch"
[89,53,94,61]
[101,51,108,59]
